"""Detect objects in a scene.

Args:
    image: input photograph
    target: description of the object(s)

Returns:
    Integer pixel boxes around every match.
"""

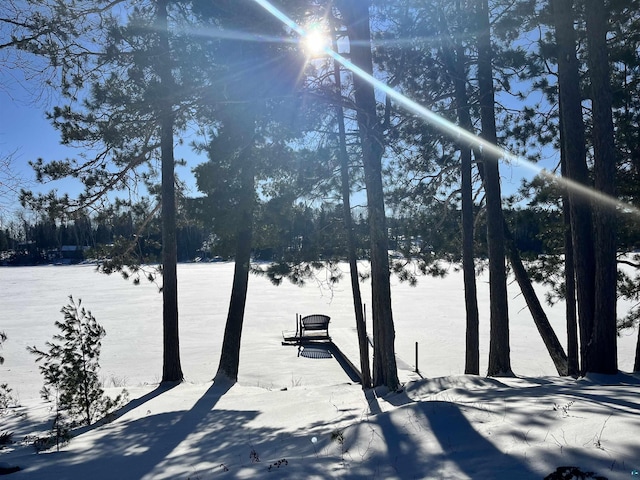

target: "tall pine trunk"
[455,39,480,377]
[215,108,255,384]
[157,0,183,383]
[635,327,640,372]
[474,157,568,375]
[552,0,596,375]
[475,0,511,376]
[503,225,568,375]
[585,0,618,374]
[332,22,372,389]
[439,5,480,375]
[559,100,580,377]
[215,201,253,383]
[461,149,480,375]
[336,0,399,390]
[561,146,580,377]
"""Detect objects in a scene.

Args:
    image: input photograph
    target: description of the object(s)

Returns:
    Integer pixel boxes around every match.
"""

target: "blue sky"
[0,85,206,219]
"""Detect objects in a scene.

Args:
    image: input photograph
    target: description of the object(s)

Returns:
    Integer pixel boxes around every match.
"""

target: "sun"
[302,25,330,57]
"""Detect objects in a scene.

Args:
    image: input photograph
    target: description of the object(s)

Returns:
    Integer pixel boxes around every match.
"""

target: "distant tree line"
[1,201,577,266]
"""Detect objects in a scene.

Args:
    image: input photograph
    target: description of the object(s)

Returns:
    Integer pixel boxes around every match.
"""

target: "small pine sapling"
[0,333,18,450]
[0,430,13,446]
[28,296,127,429]
[0,330,6,365]
[0,383,18,412]
[0,332,18,415]
[332,428,348,466]
[0,333,18,414]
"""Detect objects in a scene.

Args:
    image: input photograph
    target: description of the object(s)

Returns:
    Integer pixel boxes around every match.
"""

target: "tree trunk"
[157,0,183,383]
[332,21,372,389]
[504,225,568,375]
[564,213,580,376]
[560,112,580,377]
[336,0,399,390]
[215,108,255,384]
[635,326,640,372]
[476,0,511,377]
[215,212,252,383]
[439,6,480,375]
[474,155,568,376]
[585,0,618,374]
[461,153,480,375]
[455,35,480,377]
[552,0,596,375]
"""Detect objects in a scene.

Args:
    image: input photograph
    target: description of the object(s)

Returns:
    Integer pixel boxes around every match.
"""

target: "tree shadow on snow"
[70,381,182,438]
[417,400,540,479]
[405,375,640,478]
[358,390,539,478]
[14,381,356,479]
[18,381,234,479]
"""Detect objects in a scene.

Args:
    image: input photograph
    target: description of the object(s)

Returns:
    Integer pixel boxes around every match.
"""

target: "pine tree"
[155,0,183,384]
[476,0,512,376]
[438,0,481,375]
[585,0,618,374]
[330,8,372,388]
[335,0,399,390]
[28,296,126,427]
[191,0,309,383]
[0,331,6,366]
[552,0,596,375]
[16,0,192,383]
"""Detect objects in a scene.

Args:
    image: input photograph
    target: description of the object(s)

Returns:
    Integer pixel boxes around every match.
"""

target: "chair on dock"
[298,314,331,340]
[281,313,331,345]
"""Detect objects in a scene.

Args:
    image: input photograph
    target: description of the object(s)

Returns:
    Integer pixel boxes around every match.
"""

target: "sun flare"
[302,26,330,56]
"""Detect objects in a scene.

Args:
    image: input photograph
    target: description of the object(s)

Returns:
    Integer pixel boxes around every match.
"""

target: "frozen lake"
[1,262,637,402]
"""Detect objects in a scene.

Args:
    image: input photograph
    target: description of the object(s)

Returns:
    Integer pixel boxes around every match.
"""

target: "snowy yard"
[1,263,639,479]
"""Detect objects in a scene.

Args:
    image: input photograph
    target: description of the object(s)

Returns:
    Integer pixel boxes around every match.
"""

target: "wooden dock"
[282,329,362,384]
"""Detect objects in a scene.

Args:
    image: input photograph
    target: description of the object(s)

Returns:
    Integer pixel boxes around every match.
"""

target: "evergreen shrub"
[28,296,128,429]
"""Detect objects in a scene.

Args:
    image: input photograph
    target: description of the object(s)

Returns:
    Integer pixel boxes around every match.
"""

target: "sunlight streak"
[184,24,295,46]
[251,0,640,218]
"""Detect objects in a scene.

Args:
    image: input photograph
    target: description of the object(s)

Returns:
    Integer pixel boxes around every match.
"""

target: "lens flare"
[251,0,640,218]
[302,25,330,56]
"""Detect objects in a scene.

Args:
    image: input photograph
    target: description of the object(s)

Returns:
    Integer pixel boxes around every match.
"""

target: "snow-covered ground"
[1,262,639,479]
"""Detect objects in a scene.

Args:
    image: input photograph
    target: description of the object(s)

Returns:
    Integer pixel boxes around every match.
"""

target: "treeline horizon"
[1,200,616,267]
